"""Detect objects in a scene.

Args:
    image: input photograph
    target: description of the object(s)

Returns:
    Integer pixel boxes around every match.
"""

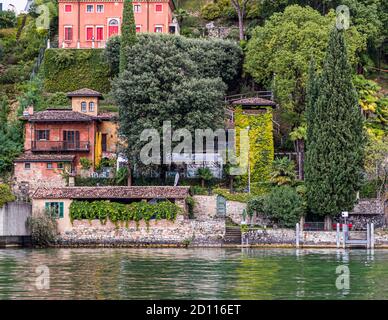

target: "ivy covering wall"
[234,107,274,194]
[69,200,181,227]
[43,49,111,93]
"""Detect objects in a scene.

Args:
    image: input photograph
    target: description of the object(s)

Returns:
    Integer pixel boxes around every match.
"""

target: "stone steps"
[224,227,242,244]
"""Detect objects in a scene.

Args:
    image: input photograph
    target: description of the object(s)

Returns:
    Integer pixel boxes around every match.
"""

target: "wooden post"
[296,223,300,248]
[336,223,340,248]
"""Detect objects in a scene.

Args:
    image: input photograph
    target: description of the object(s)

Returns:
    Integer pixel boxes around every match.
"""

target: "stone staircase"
[224,226,242,244]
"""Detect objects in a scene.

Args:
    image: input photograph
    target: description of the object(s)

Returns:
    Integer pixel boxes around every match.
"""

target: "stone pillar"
[299,216,305,232]
[68,176,75,187]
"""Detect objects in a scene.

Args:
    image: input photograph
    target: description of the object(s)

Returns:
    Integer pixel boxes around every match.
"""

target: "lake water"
[0,248,387,300]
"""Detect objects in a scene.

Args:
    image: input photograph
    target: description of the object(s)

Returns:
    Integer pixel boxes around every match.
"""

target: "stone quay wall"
[56,215,225,246]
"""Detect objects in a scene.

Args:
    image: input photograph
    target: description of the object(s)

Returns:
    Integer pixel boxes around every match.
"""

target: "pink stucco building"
[58,0,178,48]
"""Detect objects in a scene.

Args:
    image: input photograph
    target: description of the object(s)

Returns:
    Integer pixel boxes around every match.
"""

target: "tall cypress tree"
[305,28,364,217]
[119,0,137,73]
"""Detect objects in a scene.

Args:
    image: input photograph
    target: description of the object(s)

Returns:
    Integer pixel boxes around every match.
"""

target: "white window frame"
[133,4,141,13]
[86,4,94,13]
[154,25,163,33]
[89,101,95,112]
[85,25,94,41]
[96,25,104,41]
[96,4,104,13]
[81,101,87,112]
[64,25,73,42]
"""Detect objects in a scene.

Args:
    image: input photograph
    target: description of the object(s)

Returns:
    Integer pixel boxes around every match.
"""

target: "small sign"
[341,211,349,218]
[216,195,226,216]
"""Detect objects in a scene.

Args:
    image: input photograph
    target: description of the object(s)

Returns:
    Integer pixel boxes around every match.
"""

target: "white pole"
[371,223,374,249]
[296,223,300,248]
[342,224,346,249]
[336,223,340,248]
[367,223,371,249]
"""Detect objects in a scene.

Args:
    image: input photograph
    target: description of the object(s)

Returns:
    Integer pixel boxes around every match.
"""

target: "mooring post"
[371,223,374,249]
[296,223,300,248]
[367,223,371,249]
[342,224,347,249]
[336,223,340,248]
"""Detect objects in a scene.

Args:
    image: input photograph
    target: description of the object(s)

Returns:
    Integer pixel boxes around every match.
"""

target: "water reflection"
[0,248,388,299]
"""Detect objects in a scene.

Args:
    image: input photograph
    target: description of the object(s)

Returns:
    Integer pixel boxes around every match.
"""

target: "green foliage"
[69,200,181,227]
[26,211,58,247]
[80,157,92,170]
[0,10,16,29]
[104,36,121,77]
[113,34,235,173]
[359,179,381,199]
[0,120,23,177]
[305,29,365,217]
[234,107,274,194]
[263,186,304,227]
[0,184,15,208]
[270,157,297,186]
[75,177,114,187]
[197,167,213,187]
[120,0,137,73]
[213,188,253,203]
[115,167,129,186]
[189,185,208,195]
[186,196,196,219]
[43,49,111,93]
[247,195,266,216]
[244,5,365,127]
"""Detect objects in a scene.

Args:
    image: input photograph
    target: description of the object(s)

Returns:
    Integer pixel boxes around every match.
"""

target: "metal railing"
[32,140,90,152]
[224,91,274,104]
[303,222,325,231]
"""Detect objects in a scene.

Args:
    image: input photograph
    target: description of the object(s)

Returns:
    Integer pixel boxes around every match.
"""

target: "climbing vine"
[69,200,181,228]
[234,106,274,194]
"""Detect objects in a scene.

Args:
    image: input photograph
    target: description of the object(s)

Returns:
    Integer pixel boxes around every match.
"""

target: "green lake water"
[0,248,387,300]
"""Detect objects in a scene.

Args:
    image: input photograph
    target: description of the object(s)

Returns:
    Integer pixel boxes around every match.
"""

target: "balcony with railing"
[32,140,90,152]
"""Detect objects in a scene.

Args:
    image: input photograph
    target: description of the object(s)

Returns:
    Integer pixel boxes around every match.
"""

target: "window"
[134,4,141,13]
[96,26,103,41]
[89,101,95,112]
[47,163,53,169]
[155,4,163,12]
[57,162,64,170]
[86,4,93,13]
[154,25,163,33]
[36,130,49,141]
[45,202,64,219]
[81,101,87,112]
[24,163,31,170]
[102,134,107,152]
[64,4,72,13]
[86,27,94,41]
[136,25,141,33]
[108,19,119,37]
[64,26,73,41]
[96,4,104,13]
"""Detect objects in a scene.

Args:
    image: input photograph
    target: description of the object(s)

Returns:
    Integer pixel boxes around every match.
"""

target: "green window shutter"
[59,202,64,218]
[45,202,50,212]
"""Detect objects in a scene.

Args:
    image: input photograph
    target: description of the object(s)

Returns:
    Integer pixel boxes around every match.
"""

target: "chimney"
[23,105,34,116]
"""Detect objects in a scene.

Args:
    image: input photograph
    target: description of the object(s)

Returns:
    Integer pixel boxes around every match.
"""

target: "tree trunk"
[238,11,244,41]
[201,179,205,188]
[229,176,234,193]
[297,139,305,180]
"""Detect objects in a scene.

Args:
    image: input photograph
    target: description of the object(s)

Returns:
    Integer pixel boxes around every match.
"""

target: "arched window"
[89,102,95,112]
[108,19,119,37]
[81,101,87,112]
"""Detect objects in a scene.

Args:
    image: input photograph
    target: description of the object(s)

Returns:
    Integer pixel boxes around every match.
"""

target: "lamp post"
[246,126,251,194]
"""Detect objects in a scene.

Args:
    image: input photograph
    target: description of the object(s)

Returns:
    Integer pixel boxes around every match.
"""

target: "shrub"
[80,157,92,170]
[263,186,305,228]
[0,184,15,207]
[27,212,58,247]
[213,188,252,203]
[247,195,266,217]
[104,35,121,77]
[186,196,196,219]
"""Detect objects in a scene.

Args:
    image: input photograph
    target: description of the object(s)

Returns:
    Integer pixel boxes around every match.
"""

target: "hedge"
[0,184,15,208]
[43,49,111,93]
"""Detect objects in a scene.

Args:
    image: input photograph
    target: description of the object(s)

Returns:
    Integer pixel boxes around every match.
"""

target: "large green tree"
[113,34,230,175]
[244,5,364,128]
[305,28,365,217]
[119,0,137,73]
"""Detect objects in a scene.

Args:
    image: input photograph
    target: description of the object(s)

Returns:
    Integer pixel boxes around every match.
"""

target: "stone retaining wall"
[56,215,225,246]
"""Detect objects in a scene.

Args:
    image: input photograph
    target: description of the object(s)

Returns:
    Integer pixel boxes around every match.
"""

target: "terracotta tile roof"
[33,186,190,200]
[23,110,95,122]
[231,97,277,107]
[97,112,118,120]
[67,88,103,98]
[14,153,76,162]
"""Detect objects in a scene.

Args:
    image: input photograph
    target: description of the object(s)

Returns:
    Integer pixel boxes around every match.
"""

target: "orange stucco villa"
[58,0,178,49]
